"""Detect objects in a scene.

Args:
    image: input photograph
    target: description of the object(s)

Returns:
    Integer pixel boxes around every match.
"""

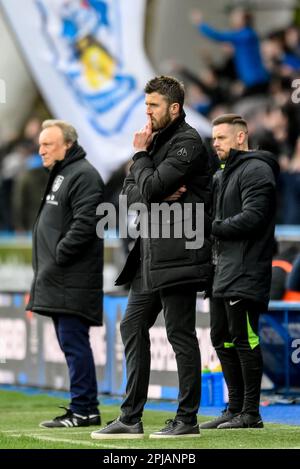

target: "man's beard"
[152,111,172,131]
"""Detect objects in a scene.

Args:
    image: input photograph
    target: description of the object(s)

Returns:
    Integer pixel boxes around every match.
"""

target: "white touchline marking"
[1,429,97,435]
[7,433,126,449]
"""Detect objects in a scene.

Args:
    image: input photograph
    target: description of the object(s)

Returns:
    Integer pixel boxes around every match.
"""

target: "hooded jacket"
[26,143,104,325]
[212,149,279,306]
[115,112,213,291]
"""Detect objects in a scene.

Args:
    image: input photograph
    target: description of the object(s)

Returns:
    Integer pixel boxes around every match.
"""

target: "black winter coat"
[26,143,104,326]
[116,112,213,291]
[212,149,279,306]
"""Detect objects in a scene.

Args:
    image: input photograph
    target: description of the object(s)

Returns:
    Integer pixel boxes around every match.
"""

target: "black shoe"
[149,419,200,439]
[90,417,144,439]
[40,406,101,428]
[200,409,240,429]
[217,413,264,429]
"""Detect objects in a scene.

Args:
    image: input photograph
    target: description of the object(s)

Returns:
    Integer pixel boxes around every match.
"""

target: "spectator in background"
[270,242,299,300]
[284,254,300,301]
[284,25,300,67]
[262,26,300,78]
[13,144,48,232]
[0,141,29,230]
[169,62,230,115]
[189,7,270,97]
[22,116,42,145]
[0,116,42,230]
[280,137,300,224]
[27,120,104,428]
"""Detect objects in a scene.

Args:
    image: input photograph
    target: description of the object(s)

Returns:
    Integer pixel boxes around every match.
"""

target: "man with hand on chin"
[91,76,212,440]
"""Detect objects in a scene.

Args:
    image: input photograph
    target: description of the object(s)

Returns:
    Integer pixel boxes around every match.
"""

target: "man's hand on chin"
[133,116,153,153]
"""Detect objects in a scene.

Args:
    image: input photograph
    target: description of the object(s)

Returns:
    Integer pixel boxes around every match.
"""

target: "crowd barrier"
[1,294,299,403]
[260,301,300,395]
[0,292,226,405]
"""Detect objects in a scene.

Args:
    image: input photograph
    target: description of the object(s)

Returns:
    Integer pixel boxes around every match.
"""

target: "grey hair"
[41,119,78,143]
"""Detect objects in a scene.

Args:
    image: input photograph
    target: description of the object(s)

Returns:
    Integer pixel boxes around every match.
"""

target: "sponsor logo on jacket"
[46,194,59,206]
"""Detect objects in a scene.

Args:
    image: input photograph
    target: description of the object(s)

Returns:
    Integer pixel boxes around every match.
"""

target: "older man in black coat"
[27,120,104,428]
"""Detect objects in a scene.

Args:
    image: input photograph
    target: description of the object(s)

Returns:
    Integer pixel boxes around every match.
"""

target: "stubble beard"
[152,111,172,132]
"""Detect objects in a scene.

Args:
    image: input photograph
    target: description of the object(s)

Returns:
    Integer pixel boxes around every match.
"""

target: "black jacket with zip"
[212,149,279,306]
[115,112,213,291]
[26,143,104,325]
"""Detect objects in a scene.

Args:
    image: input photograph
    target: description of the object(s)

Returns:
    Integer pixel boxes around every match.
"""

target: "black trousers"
[210,297,263,416]
[120,271,201,424]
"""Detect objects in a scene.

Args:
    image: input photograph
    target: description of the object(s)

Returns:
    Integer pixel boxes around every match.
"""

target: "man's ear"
[171,103,180,116]
[238,130,246,145]
[66,142,73,150]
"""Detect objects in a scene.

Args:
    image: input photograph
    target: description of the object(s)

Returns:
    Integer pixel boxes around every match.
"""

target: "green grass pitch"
[0,390,299,449]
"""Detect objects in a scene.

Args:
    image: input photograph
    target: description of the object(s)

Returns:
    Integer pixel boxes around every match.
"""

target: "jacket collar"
[60,142,86,169]
[153,110,186,146]
[48,142,86,175]
[222,148,249,175]
[221,147,280,183]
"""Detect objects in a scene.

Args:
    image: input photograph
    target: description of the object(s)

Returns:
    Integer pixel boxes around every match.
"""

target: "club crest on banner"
[36,0,141,136]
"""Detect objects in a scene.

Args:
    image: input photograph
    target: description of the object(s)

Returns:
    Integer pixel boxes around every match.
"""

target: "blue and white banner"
[1,0,211,181]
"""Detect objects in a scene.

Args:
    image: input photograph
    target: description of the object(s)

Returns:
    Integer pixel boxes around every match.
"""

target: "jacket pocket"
[149,208,193,266]
[218,240,244,273]
[39,224,62,262]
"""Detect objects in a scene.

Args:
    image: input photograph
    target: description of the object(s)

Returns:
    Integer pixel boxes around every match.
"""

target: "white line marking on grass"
[29,434,124,449]
[1,429,94,435]
[39,430,98,435]
[2,411,53,414]
[2,430,40,433]
[7,433,126,449]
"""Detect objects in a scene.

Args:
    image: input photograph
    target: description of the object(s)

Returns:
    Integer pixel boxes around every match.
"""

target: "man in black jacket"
[201,114,279,430]
[91,76,212,439]
[26,120,104,428]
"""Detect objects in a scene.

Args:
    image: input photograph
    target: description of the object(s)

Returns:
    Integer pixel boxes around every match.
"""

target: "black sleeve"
[56,170,104,265]
[130,137,205,202]
[121,172,144,206]
[212,163,276,240]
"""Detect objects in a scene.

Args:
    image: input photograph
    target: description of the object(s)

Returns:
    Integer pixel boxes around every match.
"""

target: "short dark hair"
[144,76,185,111]
[212,113,248,132]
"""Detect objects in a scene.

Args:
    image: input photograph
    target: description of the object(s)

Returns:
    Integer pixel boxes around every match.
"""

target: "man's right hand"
[164,185,187,201]
[133,116,153,152]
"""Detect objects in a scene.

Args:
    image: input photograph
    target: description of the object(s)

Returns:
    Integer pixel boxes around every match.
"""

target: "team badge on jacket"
[52,175,64,192]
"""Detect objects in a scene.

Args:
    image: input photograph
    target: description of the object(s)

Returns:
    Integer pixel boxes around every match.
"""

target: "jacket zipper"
[30,215,40,306]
